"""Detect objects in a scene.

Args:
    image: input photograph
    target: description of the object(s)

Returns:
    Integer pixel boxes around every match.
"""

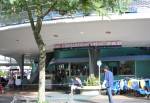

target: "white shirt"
[15,79,21,86]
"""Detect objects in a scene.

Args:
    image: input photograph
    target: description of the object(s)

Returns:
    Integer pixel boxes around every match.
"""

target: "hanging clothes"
[120,79,124,90]
[128,79,132,89]
[139,80,146,89]
[128,79,139,90]
[124,80,128,90]
[131,79,139,90]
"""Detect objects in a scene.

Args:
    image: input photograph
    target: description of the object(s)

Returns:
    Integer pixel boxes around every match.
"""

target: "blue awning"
[51,57,89,63]
[100,55,150,61]
[52,55,150,63]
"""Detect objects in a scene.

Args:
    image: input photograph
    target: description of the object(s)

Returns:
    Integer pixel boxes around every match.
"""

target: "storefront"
[47,47,150,84]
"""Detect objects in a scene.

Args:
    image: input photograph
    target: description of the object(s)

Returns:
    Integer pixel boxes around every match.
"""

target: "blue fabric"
[136,89,150,95]
[137,89,146,95]
[112,81,120,94]
[107,87,114,103]
[104,71,114,88]
[131,80,139,90]
[124,80,128,90]
[145,80,150,87]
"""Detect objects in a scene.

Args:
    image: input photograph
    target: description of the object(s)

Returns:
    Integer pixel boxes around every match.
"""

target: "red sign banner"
[54,40,122,48]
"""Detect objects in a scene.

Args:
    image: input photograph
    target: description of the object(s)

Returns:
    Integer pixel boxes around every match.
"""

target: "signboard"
[54,40,122,48]
[97,60,102,67]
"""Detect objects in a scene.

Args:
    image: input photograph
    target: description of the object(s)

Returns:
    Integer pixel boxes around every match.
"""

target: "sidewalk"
[0,96,13,103]
[0,90,150,103]
[0,90,37,96]
[0,90,37,103]
[45,92,150,103]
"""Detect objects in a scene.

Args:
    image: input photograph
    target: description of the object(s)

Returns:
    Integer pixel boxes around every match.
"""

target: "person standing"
[102,65,114,103]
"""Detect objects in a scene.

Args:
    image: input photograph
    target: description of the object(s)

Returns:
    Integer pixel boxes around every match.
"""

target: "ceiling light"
[105,31,111,34]
[80,32,84,34]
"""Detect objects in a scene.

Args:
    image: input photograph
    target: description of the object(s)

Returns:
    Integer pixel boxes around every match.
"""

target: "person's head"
[101,65,109,72]
[75,76,80,80]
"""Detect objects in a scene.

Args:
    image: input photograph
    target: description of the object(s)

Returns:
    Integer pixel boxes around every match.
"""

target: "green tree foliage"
[85,74,99,86]
[0,70,7,77]
[1,0,130,18]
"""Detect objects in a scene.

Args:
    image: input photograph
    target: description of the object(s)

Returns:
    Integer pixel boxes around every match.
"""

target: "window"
[119,61,135,75]
[103,61,135,76]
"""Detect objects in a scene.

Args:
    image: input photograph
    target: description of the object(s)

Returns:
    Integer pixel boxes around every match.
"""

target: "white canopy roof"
[0,13,150,59]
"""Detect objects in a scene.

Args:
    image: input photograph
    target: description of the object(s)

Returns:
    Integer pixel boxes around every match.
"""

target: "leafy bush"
[84,74,99,86]
[0,70,7,77]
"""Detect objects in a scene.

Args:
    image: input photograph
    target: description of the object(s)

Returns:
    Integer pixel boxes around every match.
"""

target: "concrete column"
[15,54,24,85]
[68,63,71,77]
[20,55,24,81]
[134,61,137,78]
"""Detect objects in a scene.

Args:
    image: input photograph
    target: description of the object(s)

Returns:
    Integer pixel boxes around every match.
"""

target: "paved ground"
[0,96,13,103]
[0,91,150,103]
[45,92,150,103]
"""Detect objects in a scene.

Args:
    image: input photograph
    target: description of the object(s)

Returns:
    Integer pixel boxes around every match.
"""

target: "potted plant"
[81,74,101,95]
[85,74,99,86]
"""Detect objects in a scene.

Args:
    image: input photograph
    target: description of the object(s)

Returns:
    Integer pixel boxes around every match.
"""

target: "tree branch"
[23,0,35,31]
[40,0,57,19]
[35,0,43,34]
[36,17,42,34]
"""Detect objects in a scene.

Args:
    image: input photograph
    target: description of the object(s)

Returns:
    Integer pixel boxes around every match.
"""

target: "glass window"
[119,61,135,75]
[103,61,135,76]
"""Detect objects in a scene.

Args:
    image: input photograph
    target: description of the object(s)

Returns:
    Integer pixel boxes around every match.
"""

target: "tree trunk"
[33,29,46,103]
[38,42,46,103]
[33,30,46,103]
[88,46,98,76]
